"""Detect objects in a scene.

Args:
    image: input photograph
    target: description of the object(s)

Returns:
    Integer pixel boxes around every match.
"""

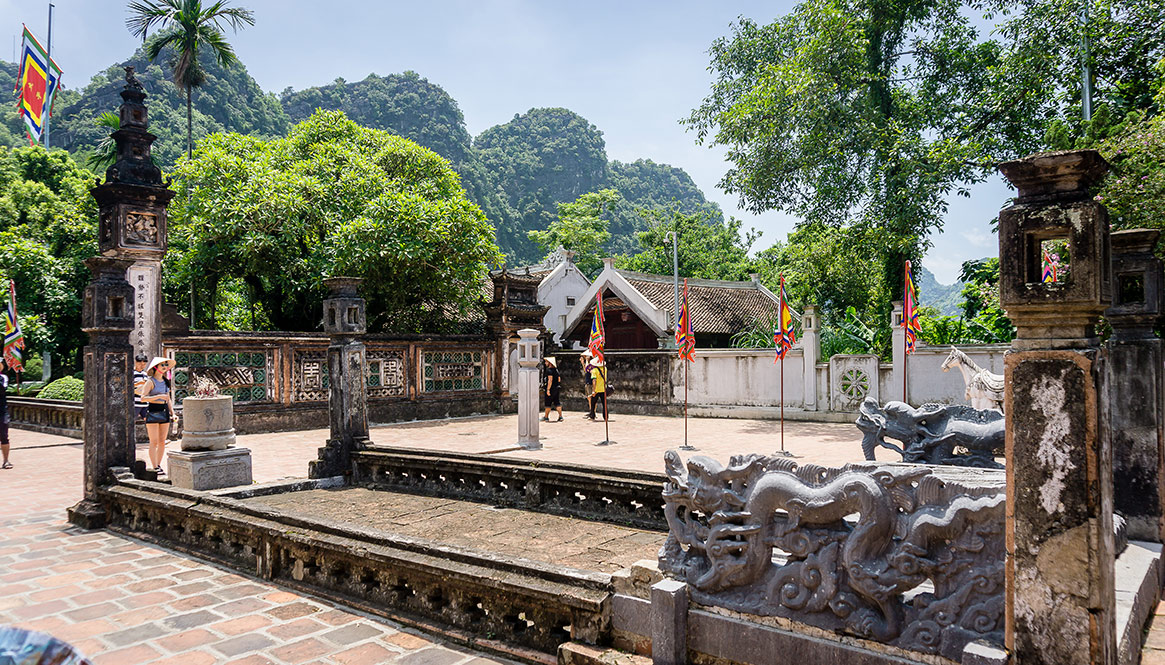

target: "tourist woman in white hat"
[138,357,175,475]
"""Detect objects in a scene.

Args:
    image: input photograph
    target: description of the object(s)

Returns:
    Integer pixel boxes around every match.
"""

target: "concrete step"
[558,642,651,665]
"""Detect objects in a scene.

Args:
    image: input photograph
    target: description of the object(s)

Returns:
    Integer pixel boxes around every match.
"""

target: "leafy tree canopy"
[527,189,618,276]
[0,146,98,375]
[619,208,759,282]
[167,110,502,333]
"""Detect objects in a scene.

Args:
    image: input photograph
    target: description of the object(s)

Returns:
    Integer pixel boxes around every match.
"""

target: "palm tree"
[87,111,121,171]
[126,0,255,160]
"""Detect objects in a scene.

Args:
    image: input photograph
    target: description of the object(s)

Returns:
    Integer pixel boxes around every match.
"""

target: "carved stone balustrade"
[658,452,1005,661]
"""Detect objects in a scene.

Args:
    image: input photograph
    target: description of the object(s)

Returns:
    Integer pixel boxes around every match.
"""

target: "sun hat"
[581,349,593,357]
[146,357,173,373]
[544,357,557,367]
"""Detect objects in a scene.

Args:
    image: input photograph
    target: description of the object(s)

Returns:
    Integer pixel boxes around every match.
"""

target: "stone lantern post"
[1106,228,1165,542]
[801,305,819,411]
[516,328,543,449]
[997,150,1115,665]
[90,67,174,359]
[310,277,370,478]
[67,257,136,530]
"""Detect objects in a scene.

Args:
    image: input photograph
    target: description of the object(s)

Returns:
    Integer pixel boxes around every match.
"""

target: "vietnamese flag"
[20,57,47,126]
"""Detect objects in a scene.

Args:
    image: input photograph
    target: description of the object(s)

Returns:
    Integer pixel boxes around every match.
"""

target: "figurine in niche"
[124,212,158,245]
[124,65,143,91]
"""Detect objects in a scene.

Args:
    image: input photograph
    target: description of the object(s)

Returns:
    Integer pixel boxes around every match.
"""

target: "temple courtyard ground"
[4,411,1165,663]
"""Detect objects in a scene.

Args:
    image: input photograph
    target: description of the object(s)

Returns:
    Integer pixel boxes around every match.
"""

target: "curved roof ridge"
[615,269,761,290]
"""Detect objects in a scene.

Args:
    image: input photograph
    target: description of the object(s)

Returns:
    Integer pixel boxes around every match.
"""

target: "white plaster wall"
[904,344,1009,405]
[670,349,806,408]
[538,264,591,343]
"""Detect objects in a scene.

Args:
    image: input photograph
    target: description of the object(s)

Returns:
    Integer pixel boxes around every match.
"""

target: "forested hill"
[2,51,719,265]
[916,265,964,316]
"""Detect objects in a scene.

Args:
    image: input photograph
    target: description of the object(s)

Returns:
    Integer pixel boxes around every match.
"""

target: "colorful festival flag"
[675,279,695,362]
[903,260,921,354]
[588,290,605,364]
[2,280,25,372]
[1042,249,1059,283]
[774,275,796,361]
[14,26,63,144]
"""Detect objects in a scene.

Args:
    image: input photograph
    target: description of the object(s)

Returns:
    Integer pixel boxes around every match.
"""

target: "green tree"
[619,208,759,281]
[126,0,256,159]
[86,112,121,171]
[0,146,98,375]
[167,110,501,333]
[527,189,618,276]
[686,5,1034,321]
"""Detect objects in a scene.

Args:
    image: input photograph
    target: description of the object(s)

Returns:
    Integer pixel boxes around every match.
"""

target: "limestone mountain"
[916,264,964,316]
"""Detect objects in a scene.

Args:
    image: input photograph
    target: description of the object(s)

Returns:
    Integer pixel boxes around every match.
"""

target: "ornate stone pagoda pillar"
[997,150,1116,665]
[515,328,542,449]
[309,277,370,478]
[801,305,819,411]
[90,67,175,359]
[67,257,136,529]
[1106,228,1165,542]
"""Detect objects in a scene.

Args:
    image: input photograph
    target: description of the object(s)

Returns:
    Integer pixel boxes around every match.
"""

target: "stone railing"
[162,331,500,433]
[353,446,668,530]
[8,397,83,437]
[658,452,1005,661]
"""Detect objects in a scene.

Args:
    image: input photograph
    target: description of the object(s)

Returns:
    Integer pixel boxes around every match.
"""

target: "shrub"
[37,376,84,401]
[11,381,46,397]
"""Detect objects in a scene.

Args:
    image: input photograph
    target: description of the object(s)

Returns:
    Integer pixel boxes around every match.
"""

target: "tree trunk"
[186,86,193,160]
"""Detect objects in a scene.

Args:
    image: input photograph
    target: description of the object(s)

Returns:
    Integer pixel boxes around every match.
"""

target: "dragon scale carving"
[659,451,1005,660]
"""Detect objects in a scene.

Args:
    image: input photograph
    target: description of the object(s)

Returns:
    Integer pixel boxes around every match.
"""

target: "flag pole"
[780,355,785,453]
[44,2,53,149]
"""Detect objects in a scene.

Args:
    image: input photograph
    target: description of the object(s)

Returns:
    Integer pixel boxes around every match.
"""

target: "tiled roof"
[616,270,779,335]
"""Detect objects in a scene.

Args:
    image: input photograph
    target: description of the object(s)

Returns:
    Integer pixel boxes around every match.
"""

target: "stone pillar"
[67,257,136,530]
[801,305,819,411]
[516,329,542,449]
[90,67,174,360]
[1106,228,1164,542]
[890,300,906,402]
[998,150,1115,665]
[309,277,370,479]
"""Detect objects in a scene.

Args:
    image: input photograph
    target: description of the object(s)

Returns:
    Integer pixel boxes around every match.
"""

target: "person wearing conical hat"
[541,357,563,422]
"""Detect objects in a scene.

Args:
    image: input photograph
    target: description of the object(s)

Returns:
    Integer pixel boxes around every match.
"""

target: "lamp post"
[667,231,679,331]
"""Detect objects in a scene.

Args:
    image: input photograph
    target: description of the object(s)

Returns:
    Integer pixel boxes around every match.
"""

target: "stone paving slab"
[246,487,665,574]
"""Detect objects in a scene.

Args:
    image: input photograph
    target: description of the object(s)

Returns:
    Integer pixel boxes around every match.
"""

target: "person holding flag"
[587,291,613,444]
[773,275,796,455]
[676,279,695,450]
[902,260,922,402]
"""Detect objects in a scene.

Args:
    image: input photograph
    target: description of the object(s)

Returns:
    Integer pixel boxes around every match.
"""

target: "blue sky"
[4,0,1011,283]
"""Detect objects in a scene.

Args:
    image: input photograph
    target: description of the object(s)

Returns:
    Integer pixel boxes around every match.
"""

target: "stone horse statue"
[855,397,1004,468]
[941,347,1004,412]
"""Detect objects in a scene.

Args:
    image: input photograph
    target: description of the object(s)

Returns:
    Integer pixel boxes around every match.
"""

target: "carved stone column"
[1107,228,1164,542]
[801,305,819,411]
[90,67,174,359]
[998,150,1115,665]
[309,278,370,479]
[516,328,542,449]
[67,257,136,529]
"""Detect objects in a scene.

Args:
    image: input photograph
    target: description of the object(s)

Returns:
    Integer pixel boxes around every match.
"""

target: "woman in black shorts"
[541,357,563,422]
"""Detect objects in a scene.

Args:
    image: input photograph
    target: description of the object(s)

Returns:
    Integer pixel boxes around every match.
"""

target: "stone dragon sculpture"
[855,397,1004,468]
[659,451,1005,660]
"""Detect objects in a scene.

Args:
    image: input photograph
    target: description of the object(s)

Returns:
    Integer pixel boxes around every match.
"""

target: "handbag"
[144,409,169,424]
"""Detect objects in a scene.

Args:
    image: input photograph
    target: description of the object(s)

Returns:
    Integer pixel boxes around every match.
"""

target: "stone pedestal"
[1107,229,1165,542]
[801,305,819,411]
[168,447,253,490]
[998,150,1116,665]
[516,328,542,449]
[309,277,370,478]
[179,395,236,451]
[68,257,137,530]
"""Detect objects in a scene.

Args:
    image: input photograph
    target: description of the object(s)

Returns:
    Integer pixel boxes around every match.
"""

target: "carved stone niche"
[1108,228,1163,341]
[659,452,1006,661]
[322,277,366,335]
[997,150,1112,349]
[96,201,168,256]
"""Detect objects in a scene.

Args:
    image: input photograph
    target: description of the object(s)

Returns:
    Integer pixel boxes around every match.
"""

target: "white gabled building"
[523,247,592,344]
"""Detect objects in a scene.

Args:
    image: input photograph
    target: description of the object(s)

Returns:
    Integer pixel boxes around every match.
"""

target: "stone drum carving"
[855,398,1004,468]
[659,452,1005,660]
[124,211,159,245]
[941,348,1004,412]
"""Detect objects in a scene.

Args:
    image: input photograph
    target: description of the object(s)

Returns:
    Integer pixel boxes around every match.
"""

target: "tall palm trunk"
[186,85,193,159]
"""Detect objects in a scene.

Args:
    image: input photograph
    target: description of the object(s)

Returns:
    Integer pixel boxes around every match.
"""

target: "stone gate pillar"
[890,301,906,402]
[1107,229,1164,542]
[801,305,819,411]
[516,328,542,449]
[309,277,370,479]
[90,67,174,359]
[67,257,136,529]
[998,150,1115,665]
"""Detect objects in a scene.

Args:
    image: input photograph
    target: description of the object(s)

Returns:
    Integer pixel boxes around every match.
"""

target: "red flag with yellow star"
[15,26,63,143]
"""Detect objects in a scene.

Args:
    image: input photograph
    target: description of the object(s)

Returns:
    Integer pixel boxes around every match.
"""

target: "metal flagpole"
[903,333,908,403]
[602,364,610,444]
[780,356,785,453]
[44,2,53,149]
